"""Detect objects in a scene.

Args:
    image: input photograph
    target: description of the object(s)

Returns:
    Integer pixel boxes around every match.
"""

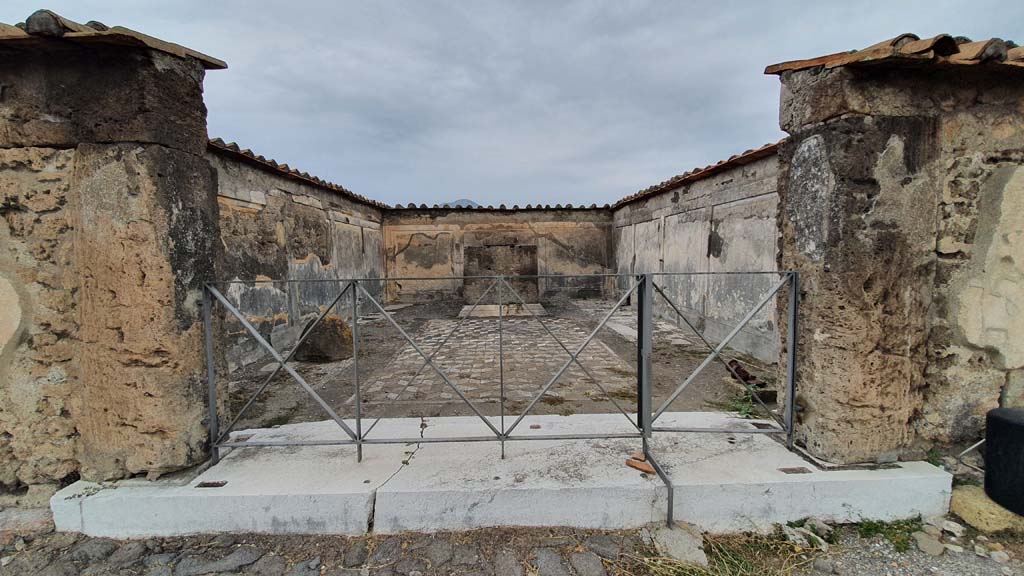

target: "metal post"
[784,271,799,450]
[643,436,674,527]
[637,274,653,437]
[202,286,219,465]
[352,280,362,462]
[498,277,505,460]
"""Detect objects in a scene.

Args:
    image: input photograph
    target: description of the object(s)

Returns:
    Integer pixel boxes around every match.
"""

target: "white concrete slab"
[651,415,952,532]
[52,413,952,538]
[52,420,409,538]
[375,412,659,533]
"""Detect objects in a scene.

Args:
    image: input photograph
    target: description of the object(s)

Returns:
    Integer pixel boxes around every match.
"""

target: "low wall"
[611,150,781,362]
[207,144,386,371]
[382,209,615,304]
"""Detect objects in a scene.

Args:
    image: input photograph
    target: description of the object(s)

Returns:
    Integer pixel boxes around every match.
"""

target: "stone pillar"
[0,13,225,484]
[774,56,1024,463]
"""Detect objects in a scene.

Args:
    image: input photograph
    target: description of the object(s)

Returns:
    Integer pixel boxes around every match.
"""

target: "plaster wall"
[611,156,781,362]
[207,152,384,371]
[382,210,614,304]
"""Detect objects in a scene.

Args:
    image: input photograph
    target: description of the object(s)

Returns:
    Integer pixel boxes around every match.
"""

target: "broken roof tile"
[899,34,958,56]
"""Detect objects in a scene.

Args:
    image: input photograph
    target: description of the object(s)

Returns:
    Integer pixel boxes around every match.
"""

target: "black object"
[984,408,1024,515]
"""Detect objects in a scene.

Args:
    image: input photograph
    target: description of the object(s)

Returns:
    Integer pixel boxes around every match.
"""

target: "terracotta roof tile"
[207,138,390,209]
[950,39,1008,62]
[766,33,1021,75]
[611,141,781,209]
[0,9,226,69]
[209,137,780,214]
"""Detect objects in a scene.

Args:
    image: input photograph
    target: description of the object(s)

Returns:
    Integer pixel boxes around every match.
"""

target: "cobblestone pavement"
[227,299,771,429]
[0,527,646,576]
[4,522,1020,576]
[361,317,638,419]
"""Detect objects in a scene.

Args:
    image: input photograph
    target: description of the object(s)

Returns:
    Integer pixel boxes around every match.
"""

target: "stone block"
[1005,371,1024,409]
[0,50,207,153]
[71,143,220,481]
[949,485,1024,534]
[0,508,53,545]
[294,314,353,363]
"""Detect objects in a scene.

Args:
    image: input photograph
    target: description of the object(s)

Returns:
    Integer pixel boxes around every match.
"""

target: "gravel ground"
[795,527,1021,576]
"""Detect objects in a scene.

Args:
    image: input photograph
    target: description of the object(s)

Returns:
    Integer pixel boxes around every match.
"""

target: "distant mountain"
[444,198,480,208]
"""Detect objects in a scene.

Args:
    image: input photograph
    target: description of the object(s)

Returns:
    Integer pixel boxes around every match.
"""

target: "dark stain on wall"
[707,221,724,259]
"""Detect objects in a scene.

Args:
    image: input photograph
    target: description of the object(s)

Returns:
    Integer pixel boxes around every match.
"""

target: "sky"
[4,2,1021,207]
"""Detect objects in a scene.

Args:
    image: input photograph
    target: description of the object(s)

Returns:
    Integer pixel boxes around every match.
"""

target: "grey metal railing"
[202,271,799,526]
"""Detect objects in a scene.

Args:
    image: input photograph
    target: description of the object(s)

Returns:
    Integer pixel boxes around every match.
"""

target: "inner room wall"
[611,147,781,363]
[382,208,615,304]
[207,142,386,371]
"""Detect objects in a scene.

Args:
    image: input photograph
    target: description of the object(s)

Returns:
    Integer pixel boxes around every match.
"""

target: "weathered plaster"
[613,155,781,362]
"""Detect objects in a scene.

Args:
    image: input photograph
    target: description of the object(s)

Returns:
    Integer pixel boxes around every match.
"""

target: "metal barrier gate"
[202,272,799,525]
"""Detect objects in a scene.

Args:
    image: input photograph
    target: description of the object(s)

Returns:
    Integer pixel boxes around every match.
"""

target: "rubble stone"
[950,485,1024,534]
[912,531,945,556]
[294,314,353,362]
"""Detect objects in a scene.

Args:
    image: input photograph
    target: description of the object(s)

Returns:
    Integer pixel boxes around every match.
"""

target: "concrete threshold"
[51,413,952,538]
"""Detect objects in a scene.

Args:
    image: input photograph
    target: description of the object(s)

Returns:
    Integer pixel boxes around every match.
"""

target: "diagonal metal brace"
[207,284,358,440]
[652,280,785,428]
[653,274,789,422]
[215,282,354,445]
[500,277,639,431]
[505,278,640,436]
[361,279,498,439]
[357,283,503,438]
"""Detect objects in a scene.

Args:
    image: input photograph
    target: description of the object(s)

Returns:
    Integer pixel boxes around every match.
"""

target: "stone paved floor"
[360,316,639,419]
[227,299,773,428]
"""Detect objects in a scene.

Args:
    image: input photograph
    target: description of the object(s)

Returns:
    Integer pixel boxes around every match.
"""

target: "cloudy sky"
[5,2,1020,207]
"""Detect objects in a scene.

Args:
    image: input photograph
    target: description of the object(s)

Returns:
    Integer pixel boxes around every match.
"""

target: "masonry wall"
[0,48,220,488]
[778,64,1024,463]
[382,210,614,304]
[611,155,781,362]
[208,151,384,371]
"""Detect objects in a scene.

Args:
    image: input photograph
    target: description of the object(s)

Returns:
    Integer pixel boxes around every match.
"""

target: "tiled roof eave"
[207,138,389,210]
[611,141,782,210]
[765,33,1023,75]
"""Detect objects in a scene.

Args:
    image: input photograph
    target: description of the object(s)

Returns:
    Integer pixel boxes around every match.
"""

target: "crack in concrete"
[367,417,427,532]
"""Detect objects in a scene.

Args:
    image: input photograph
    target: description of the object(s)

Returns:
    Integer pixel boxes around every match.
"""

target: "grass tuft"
[854,517,922,552]
[726,392,756,419]
[621,532,817,576]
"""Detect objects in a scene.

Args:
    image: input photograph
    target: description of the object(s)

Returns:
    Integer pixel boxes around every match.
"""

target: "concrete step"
[52,412,951,538]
